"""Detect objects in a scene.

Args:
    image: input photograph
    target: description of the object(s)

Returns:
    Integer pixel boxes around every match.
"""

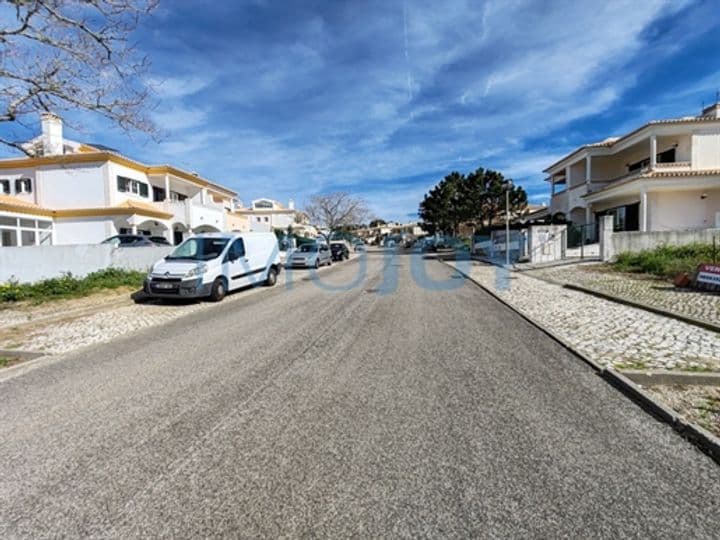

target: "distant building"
[0,113,237,246]
[230,198,316,237]
[544,102,720,231]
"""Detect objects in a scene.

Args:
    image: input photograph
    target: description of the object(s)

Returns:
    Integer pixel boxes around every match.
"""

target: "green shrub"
[613,243,718,279]
[0,268,146,303]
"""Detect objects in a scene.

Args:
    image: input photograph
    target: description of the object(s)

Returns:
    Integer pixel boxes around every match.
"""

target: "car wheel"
[265,267,278,287]
[314,259,320,269]
[209,277,226,302]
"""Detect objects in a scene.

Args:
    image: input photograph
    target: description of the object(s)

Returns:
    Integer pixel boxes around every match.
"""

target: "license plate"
[155,282,175,289]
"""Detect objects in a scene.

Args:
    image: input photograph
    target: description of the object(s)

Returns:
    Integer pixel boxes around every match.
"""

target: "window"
[152,186,166,202]
[117,175,149,197]
[254,200,273,209]
[264,217,269,222]
[0,215,53,246]
[256,217,261,222]
[0,179,9,194]
[225,238,246,262]
[15,178,32,193]
[21,230,36,246]
[170,191,187,202]
[1,229,17,246]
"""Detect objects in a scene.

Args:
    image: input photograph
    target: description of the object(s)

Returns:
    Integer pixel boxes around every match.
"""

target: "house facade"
[231,198,317,237]
[544,102,720,232]
[0,114,237,246]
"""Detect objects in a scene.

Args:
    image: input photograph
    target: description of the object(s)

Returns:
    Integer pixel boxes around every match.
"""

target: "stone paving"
[448,261,720,372]
[524,263,720,327]
[0,294,217,354]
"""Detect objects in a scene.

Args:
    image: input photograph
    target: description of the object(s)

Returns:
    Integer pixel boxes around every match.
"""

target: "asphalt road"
[2,252,719,538]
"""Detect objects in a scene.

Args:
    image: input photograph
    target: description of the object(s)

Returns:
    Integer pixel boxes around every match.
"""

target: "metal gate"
[565,222,597,259]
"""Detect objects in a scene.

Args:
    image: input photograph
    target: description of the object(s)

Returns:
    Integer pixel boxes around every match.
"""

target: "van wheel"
[265,267,277,287]
[210,278,226,302]
[314,259,320,269]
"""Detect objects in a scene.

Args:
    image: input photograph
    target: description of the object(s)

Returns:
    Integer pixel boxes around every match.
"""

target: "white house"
[544,102,720,232]
[231,198,317,237]
[0,113,237,246]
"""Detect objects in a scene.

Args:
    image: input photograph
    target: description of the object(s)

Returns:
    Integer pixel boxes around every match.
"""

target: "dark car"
[101,234,168,247]
[330,242,349,261]
[149,236,171,246]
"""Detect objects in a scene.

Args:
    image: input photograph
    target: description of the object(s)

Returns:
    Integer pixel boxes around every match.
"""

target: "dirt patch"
[646,385,720,437]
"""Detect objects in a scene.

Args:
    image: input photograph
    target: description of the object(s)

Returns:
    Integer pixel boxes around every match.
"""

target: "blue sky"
[3,0,720,221]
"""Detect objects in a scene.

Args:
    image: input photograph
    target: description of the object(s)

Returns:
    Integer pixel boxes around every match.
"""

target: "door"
[320,244,330,264]
[225,238,250,289]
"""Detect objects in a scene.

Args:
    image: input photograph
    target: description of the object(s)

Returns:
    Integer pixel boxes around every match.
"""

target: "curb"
[562,283,720,334]
[621,369,720,387]
[442,259,720,466]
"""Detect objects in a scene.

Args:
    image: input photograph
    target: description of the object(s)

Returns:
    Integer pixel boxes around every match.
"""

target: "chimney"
[41,113,64,155]
[288,198,295,210]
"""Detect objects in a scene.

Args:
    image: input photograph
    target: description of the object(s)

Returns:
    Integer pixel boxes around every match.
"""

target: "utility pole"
[505,180,513,266]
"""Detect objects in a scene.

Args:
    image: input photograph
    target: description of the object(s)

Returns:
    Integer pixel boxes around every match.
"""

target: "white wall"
[648,190,720,231]
[611,228,720,259]
[692,131,720,170]
[107,162,150,206]
[527,224,567,263]
[53,216,114,244]
[37,163,108,208]
[0,244,172,283]
[0,167,38,204]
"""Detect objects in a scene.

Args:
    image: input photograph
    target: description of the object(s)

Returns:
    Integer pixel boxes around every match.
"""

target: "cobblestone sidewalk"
[448,261,720,372]
[524,263,720,328]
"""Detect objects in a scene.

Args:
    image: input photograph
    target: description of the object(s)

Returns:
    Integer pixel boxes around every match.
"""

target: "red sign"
[697,264,720,287]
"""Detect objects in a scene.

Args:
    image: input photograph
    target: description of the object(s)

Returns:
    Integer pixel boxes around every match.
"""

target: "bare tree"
[0,0,159,153]
[304,192,370,235]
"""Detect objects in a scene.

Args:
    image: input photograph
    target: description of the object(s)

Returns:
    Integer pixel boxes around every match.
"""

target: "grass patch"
[0,355,22,368]
[613,243,719,279]
[0,268,146,304]
[613,360,649,370]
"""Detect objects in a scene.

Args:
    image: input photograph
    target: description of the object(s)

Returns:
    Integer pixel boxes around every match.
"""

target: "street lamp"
[504,180,513,266]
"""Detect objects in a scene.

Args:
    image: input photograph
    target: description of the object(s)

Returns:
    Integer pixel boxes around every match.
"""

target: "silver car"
[287,243,332,268]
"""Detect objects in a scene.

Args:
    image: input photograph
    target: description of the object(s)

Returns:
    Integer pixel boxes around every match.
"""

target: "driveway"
[1,252,719,537]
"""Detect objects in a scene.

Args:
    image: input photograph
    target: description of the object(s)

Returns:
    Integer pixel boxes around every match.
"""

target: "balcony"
[162,199,226,231]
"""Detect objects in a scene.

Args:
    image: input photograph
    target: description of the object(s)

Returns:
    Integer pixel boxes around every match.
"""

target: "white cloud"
[127,0,704,221]
[148,76,214,99]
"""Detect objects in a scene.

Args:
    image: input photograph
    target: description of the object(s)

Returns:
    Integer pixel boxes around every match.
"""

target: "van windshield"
[166,238,230,261]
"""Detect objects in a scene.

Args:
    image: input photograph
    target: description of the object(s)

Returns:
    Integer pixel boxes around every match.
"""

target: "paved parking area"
[447,261,720,371]
[526,263,720,327]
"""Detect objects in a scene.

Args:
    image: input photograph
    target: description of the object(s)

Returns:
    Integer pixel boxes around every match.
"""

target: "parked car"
[102,234,158,247]
[353,240,366,252]
[330,242,349,261]
[143,232,281,301]
[287,243,332,268]
[149,236,171,246]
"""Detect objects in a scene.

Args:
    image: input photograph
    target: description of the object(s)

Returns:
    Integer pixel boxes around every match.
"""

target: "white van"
[144,232,281,301]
